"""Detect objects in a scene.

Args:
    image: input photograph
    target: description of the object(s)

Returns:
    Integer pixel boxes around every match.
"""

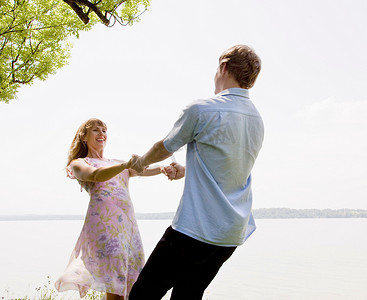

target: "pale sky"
[1,0,366,215]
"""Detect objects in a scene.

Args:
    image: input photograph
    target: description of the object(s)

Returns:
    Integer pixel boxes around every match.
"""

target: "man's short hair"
[219,45,261,89]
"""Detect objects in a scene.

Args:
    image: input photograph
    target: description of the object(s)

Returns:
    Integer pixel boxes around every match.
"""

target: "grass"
[1,277,211,300]
[1,276,104,300]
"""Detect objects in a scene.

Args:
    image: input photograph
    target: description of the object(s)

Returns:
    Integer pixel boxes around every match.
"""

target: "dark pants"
[129,226,237,300]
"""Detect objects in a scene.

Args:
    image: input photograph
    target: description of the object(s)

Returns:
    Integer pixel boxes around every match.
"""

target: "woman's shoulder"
[70,157,87,164]
[67,158,93,177]
[68,157,92,168]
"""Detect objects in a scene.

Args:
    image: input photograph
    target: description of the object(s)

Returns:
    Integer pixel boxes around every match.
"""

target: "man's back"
[164,88,264,246]
[194,88,264,194]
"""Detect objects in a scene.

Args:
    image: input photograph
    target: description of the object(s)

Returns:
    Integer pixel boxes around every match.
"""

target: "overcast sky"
[1,0,366,215]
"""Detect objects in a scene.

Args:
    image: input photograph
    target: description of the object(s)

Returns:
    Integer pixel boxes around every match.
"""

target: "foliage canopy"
[0,0,149,103]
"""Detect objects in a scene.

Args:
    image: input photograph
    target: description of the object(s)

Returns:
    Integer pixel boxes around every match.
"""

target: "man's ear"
[219,62,227,74]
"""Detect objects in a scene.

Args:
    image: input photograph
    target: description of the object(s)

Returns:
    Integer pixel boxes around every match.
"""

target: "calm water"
[0,218,366,299]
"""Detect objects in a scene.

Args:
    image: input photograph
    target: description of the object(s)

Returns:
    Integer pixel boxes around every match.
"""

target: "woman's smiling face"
[85,125,107,151]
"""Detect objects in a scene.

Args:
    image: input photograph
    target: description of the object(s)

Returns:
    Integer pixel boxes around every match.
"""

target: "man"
[129,45,264,300]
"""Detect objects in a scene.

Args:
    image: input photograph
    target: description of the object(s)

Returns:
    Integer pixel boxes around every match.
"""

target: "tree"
[0,0,149,103]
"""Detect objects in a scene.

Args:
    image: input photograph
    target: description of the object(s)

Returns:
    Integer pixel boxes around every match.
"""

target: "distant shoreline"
[1,208,367,221]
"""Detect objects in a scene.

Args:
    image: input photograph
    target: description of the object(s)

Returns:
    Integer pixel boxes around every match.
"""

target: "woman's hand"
[162,162,185,180]
[171,162,185,180]
[162,165,177,180]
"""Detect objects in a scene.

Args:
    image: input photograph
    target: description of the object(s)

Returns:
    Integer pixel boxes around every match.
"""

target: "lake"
[0,218,366,299]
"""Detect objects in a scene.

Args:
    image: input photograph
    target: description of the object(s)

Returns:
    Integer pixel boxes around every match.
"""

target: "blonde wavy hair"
[67,118,107,166]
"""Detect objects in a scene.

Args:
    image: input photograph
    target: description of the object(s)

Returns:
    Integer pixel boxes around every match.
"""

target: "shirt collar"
[216,88,250,99]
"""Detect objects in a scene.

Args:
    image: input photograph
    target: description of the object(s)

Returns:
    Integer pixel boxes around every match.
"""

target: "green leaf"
[0,0,150,102]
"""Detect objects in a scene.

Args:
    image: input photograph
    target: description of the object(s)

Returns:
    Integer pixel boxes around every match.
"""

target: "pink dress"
[55,158,145,298]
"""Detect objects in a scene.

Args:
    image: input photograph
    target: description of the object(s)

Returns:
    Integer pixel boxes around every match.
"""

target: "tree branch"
[63,0,90,25]
[62,0,110,26]
[0,36,9,55]
[1,24,70,36]
[76,0,110,25]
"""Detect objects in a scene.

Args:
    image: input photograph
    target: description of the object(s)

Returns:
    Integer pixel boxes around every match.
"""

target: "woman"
[55,118,174,300]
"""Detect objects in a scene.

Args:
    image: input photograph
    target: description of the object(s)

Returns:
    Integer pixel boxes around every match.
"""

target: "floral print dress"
[55,157,144,298]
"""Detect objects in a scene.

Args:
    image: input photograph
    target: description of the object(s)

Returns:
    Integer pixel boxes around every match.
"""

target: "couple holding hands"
[55,45,264,300]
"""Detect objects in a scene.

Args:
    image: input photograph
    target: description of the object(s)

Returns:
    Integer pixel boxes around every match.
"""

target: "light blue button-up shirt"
[163,88,264,246]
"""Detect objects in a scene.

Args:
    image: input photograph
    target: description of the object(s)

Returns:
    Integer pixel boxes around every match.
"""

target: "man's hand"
[170,162,185,180]
[129,154,147,173]
[162,165,177,180]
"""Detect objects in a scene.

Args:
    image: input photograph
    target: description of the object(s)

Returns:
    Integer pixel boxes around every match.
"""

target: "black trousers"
[129,226,236,300]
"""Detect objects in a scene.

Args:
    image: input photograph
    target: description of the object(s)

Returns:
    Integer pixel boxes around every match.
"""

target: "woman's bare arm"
[70,159,131,182]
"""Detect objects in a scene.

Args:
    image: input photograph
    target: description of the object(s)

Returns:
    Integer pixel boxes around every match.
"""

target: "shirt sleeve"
[163,102,199,152]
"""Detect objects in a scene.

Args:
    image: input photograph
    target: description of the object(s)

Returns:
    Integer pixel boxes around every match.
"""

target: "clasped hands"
[128,154,185,180]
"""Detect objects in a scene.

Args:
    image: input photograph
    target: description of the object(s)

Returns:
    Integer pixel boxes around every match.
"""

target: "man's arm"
[131,140,173,173]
